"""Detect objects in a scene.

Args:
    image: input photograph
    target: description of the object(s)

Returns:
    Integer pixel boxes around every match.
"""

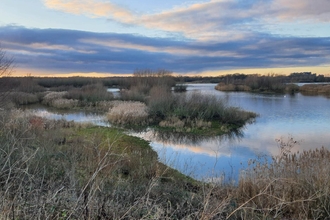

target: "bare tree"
[0,45,14,108]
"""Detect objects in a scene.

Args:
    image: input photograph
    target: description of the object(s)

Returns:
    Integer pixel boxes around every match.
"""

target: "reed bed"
[107,101,149,126]
[42,91,68,106]
[233,138,330,219]
[300,84,330,96]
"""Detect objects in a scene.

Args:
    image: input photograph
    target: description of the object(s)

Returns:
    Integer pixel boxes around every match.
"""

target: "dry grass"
[299,84,330,96]
[1,108,329,219]
[7,91,40,105]
[52,98,79,109]
[107,101,149,126]
[232,138,330,219]
[42,91,68,106]
[0,109,232,219]
[215,83,251,92]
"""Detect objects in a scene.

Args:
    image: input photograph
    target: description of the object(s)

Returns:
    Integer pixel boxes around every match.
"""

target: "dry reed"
[107,101,149,126]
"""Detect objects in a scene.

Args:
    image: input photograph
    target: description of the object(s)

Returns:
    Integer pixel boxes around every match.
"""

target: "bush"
[215,74,287,93]
[173,84,187,92]
[147,85,175,119]
[8,92,40,105]
[65,83,113,103]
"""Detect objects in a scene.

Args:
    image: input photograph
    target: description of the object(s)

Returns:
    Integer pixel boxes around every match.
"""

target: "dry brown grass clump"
[232,138,330,219]
[42,91,68,105]
[52,98,79,109]
[107,101,149,126]
[215,83,251,92]
[42,91,81,109]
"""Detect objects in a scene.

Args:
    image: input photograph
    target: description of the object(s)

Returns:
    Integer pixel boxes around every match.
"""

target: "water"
[25,84,330,182]
[132,84,330,181]
[26,105,111,127]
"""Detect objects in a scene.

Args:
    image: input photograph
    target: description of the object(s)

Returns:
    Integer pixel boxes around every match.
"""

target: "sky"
[0,0,330,77]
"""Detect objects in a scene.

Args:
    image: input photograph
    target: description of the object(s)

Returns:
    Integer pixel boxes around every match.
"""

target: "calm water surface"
[27,84,330,181]
[133,84,330,181]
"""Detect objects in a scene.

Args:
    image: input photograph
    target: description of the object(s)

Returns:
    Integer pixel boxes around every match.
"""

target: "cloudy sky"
[1,0,330,76]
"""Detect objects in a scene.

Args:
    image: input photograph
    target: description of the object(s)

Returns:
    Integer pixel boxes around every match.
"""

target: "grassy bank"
[0,110,208,219]
[1,110,330,219]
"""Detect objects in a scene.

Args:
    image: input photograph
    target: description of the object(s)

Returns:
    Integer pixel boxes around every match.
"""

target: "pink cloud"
[43,0,330,41]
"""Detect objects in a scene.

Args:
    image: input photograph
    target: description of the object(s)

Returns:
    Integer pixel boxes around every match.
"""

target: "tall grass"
[0,109,232,219]
[299,84,330,96]
[148,91,257,130]
[107,101,149,126]
[232,138,330,219]
[1,109,330,219]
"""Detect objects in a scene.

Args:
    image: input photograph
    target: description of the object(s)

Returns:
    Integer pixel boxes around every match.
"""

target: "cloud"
[0,26,330,75]
[271,0,330,21]
[43,0,134,22]
[42,0,330,41]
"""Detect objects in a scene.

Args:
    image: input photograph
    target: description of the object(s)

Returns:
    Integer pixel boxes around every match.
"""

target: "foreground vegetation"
[1,109,330,219]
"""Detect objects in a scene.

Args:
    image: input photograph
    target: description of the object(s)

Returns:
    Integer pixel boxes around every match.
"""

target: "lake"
[27,84,330,182]
[132,84,330,181]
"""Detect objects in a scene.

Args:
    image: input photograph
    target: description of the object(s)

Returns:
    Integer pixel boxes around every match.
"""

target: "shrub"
[215,74,286,93]
[65,83,113,103]
[173,84,187,92]
[8,92,40,105]
[120,85,148,102]
[147,85,175,119]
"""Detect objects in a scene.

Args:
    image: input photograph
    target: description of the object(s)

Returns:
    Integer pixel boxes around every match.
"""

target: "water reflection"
[131,84,330,180]
[143,128,244,146]
[25,105,111,127]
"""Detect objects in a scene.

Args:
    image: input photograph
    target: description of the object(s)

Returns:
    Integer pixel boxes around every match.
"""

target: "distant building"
[289,72,317,82]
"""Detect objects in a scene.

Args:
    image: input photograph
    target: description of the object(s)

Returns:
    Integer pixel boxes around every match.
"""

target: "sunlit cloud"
[42,0,330,41]
[43,0,134,22]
